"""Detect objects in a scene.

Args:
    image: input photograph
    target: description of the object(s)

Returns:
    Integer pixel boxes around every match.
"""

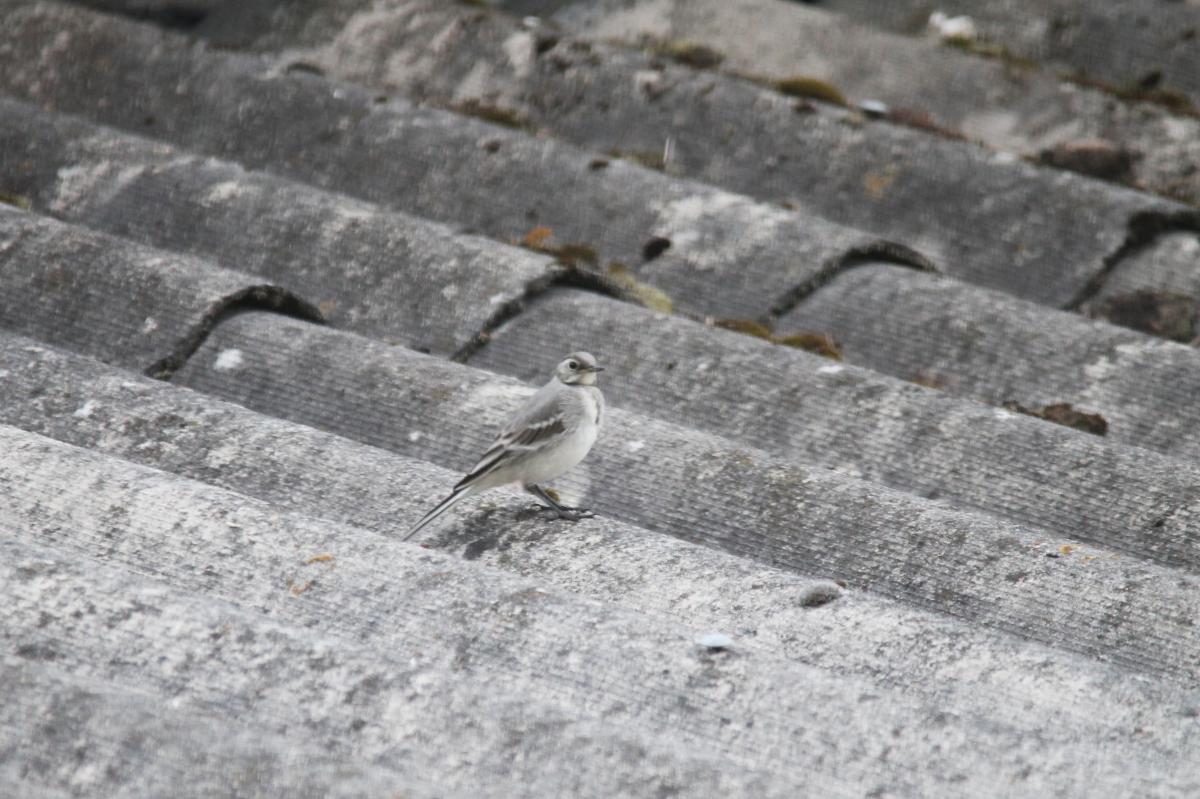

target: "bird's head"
[555,351,604,385]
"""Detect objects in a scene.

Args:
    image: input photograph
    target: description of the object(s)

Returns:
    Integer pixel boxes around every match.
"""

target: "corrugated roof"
[497,0,1200,205]
[1,1,1199,796]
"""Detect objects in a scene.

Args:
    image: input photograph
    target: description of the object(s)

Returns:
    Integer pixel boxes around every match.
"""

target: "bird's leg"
[527,484,594,521]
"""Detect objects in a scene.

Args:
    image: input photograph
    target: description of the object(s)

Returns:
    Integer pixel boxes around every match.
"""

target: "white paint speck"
[51,162,110,213]
[332,203,373,221]
[441,283,459,300]
[488,292,508,305]
[859,99,889,116]
[1161,116,1194,143]
[696,633,733,649]
[634,69,669,99]
[213,349,244,371]
[73,400,99,418]
[203,180,243,204]
[993,408,1015,420]
[70,762,102,790]
[626,439,645,453]
[928,11,977,42]
[501,31,536,78]
[0,369,8,379]
[817,364,844,374]
[141,317,159,334]
[408,431,424,443]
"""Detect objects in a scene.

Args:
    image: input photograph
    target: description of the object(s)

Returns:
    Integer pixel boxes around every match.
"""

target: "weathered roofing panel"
[1090,232,1200,309]
[22,422,1189,796]
[0,658,430,799]
[4,428,863,797]
[2,0,1199,793]
[185,0,1197,305]
[166,312,1200,682]
[820,0,1200,107]
[512,0,1200,205]
[0,208,321,373]
[2,334,1198,796]
[6,196,1200,570]
[469,287,1200,567]
[782,263,1200,460]
[0,3,920,321]
[0,97,552,355]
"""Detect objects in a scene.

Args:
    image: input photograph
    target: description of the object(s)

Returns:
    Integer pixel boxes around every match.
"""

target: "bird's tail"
[403,483,478,541]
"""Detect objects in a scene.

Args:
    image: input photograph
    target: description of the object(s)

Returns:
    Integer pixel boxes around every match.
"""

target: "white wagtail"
[404,352,605,539]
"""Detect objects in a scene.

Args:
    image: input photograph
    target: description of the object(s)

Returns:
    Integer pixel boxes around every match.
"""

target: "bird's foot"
[556,506,594,522]
[531,503,594,521]
[526,485,594,521]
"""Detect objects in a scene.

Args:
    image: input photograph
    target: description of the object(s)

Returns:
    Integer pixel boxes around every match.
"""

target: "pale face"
[556,351,604,385]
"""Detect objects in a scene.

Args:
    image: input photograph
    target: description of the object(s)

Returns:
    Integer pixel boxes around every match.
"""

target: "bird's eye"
[568,360,579,370]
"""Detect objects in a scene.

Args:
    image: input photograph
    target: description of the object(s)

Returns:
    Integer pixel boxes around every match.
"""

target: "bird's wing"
[455,382,567,488]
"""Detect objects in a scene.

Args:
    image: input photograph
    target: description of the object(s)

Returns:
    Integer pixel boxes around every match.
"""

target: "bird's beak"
[587,365,605,373]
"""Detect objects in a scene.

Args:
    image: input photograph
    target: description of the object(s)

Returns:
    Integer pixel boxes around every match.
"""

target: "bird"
[403,351,606,540]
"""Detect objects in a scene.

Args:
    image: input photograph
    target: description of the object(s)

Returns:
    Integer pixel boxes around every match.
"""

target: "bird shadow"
[431,503,558,561]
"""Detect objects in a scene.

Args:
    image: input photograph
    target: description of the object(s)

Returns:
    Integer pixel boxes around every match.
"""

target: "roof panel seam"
[145,283,325,379]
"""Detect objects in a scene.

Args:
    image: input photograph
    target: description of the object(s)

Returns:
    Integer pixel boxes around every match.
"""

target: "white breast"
[525,391,600,484]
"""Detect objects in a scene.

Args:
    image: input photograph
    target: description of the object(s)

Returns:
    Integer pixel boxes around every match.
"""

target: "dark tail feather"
[403,484,476,541]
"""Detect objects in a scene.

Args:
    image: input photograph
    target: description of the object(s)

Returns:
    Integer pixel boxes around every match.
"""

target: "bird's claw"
[532,504,594,521]
[558,507,594,521]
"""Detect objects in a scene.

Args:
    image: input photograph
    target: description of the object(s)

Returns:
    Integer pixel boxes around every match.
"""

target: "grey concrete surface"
[782,263,1200,461]
[469,288,1200,568]
[5,98,1200,575]
[506,0,1200,206]
[186,0,1196,305]
[820,0,1200,107]
[14,424,1186,797]
[0,532,818,798]
[0,208,321,373]
[5,332,1200,767]
[0,4,919,322]
[0,658,434,799]
[1092,231,1200,306]
[164,312,1200,682]
[3,0,1200,794]
[0,96,555,355]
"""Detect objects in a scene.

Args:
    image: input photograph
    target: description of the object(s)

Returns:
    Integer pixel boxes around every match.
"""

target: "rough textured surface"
[0,3,919,321]
[0,659,432,799]
[15,424,1188,798]
[0,207,323,372]
[0,96,554,355]
[469,288,1200,568]
[782,263,1200,460]
[820,0,1200,108]
[4,0,1200,794]
[506,0,1200,205]
[2,334,1199,797]
[168,312,1200,683]
[186,0,1197,305]
[8,199,1200,570]
[1091,232,1200,313]
[0,524,810,799]
[0,208,322,373]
